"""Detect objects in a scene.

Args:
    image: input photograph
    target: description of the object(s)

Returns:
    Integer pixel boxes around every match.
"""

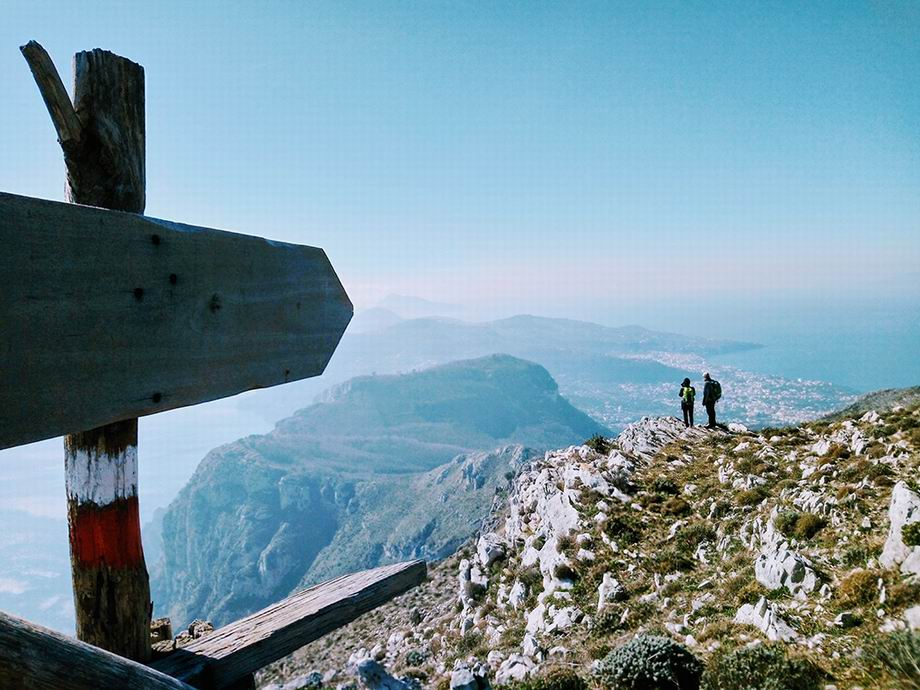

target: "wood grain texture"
[57,45,153,662]
[151,560,427,689]
[19,41,83,153]
[68,48,146,211]
[0,609,195,690]
[0,191,353,450]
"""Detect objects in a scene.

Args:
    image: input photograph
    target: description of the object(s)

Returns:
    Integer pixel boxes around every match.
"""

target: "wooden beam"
[19,41,83,153]
[151,560,427,689]
[0,609,196,690]
[0,191,353,450]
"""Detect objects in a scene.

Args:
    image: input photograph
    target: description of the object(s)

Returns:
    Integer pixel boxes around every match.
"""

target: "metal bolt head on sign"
[0,191,353,450]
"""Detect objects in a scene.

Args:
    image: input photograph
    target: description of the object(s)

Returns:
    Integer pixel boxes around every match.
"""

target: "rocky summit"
[258,394,920,690]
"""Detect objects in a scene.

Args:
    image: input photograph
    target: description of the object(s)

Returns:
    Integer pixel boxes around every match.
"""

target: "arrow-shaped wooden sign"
[0,191,353,450]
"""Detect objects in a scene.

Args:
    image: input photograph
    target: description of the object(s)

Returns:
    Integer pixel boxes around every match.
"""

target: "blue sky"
[2,1,919,319]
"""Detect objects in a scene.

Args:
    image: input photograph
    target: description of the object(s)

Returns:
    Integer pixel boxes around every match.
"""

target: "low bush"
[825,443,851,460]
[652,477,680,495]
[836,569,879,607]
[774,511,826,540]
[405,649,427,667]
[454,630,485,656]
[677,522,716,548]
[702,643,824,690]
[498,665,587,690]
[595,634,702,690]
[653,545,696,573]
[902,521,920,547]
[518,565,543,590]
[736,487,767,507]
[856,631,920,689]
[603,511,644,545]
[662,496,692,516]
[586,434,612,455]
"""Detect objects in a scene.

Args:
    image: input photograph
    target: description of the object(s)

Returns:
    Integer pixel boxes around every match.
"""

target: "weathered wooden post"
[21,41,151,661]
[6,39,431,689]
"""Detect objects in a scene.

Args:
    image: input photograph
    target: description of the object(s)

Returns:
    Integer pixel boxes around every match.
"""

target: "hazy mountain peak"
[376,294,462,319]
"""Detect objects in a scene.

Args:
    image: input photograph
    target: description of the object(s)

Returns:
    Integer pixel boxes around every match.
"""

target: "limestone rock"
[880,481,920,576]
[477,533,506,568]
[356,660,414,690]
[450,661,491,690]
[755,523,819,598]
[495,655,535,684]
[734,597,798,641]
[597,573,625,612]
[508,581,526,609]
[282,672,324,690]
[905,605,920,631]
[522,632,541,658]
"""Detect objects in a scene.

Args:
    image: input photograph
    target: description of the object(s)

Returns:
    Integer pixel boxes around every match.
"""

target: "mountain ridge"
[152,355,606,626]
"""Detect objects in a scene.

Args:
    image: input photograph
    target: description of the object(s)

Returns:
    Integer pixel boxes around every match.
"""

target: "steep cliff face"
[152,355,607,626]
[258,392,920,690]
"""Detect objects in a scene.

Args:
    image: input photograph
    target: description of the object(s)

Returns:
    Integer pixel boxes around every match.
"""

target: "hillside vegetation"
[260,395,920,690]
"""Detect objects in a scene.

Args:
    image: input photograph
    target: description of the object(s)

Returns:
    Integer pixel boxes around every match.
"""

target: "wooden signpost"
[0,41,423,689]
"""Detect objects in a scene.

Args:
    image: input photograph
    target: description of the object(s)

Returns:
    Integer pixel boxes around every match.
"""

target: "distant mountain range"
[151,355,605,626]
[238,312,764,429]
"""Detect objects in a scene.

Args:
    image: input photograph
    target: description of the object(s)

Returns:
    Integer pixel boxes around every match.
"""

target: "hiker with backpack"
[702,372,722,429]
[679,377,696,427]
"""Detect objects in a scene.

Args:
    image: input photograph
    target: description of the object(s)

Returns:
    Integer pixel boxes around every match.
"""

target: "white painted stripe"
[65,445,138,505]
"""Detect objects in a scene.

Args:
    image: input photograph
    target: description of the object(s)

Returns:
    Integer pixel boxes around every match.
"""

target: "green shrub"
[652,477,680,495]
[662,496,691,516]
[825,443,851,460]
[586,434,612,455]
[595,634,702,690]
[604,511,644,545]
[856,631,920,689]
[405,649,427,667]
[454,630,484,655]
[774,512,826,540]
[836,569,879,607]
[902,521,920,547]
[702,643,824,690]
[498,665,588,690]
[677,522,716,548]
[736,487,767,506]
[653,545,696,573]
[792,513,827,539]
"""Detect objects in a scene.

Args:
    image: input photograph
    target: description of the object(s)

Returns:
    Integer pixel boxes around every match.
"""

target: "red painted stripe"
[68,497,145,569]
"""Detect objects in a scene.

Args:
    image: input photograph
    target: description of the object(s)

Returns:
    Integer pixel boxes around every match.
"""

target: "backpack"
[682,386,695,405]
[711,380,722,401]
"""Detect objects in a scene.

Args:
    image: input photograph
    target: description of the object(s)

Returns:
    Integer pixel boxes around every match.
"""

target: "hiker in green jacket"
[702,372,722,429]
[679,377,696,427]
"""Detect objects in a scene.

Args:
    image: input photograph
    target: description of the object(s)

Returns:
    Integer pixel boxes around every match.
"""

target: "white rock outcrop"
[597,573,625,612]
[754,523,819,598]
[356,660,415,690]
[495,655,534,684]
[450,661,491,690]
[880,481,920,576]
[477,533,506,568]
[734,597,798,641]
[905,605,920,631]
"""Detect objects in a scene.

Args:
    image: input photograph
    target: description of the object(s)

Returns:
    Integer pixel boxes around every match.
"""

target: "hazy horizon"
[3,2,918,317]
